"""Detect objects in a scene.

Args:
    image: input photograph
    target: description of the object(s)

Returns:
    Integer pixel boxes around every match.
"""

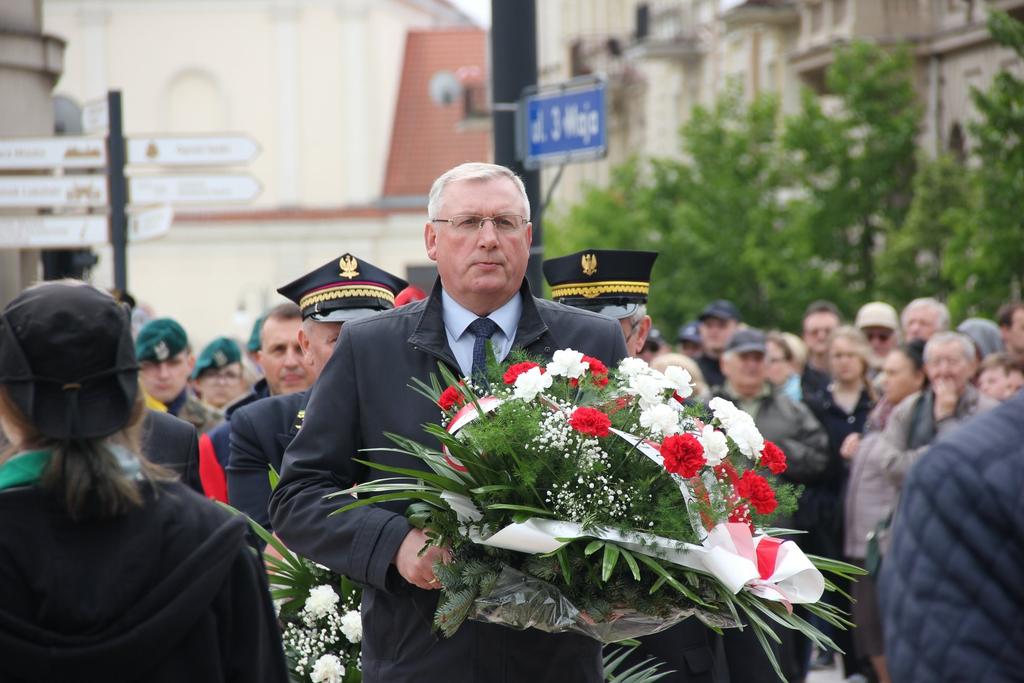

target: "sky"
[449,0,491,27]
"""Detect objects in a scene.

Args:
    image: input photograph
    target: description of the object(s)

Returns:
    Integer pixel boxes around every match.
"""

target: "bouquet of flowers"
[234,493,363,683]
[333,349,859,679]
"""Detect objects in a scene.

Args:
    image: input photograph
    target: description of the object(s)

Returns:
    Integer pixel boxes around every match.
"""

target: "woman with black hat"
[0,281,288,683]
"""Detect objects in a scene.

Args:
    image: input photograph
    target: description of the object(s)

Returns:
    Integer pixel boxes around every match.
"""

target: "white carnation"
[547,349,588,379]
[310,654,345,683]
[663,366,694,399]
[699,424,729,466]
[340,609,363,643]
[728,417,765,460]
[639,403,680,436]
[709,397,740,428]
[512,366,553,401]
[303,585,340,620]
[628,372,669,409]
[618,356,650,377]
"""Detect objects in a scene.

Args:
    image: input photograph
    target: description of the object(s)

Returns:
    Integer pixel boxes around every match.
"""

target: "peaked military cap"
[277,254,409,323]
[543,249,658,320]
[192,336,242,379]
[136,318,189,363]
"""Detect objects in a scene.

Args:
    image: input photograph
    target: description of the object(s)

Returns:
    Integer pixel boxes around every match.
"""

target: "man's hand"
[393,528,452,590]
[840,432,861,460]
[933,379,959,422]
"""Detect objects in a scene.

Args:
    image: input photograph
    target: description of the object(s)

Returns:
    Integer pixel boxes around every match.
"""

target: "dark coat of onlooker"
[880,391,1024,682]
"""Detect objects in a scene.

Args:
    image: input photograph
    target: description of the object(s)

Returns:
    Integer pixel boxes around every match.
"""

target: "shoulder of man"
[532,297,620,328]
[179,394,225,433]
[340,297,430,339]
[234,391,306,427]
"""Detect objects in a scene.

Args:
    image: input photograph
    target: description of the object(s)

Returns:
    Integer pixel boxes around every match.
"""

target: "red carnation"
[438,385,465,411]
[660,434,706,478]
[736,471,778,515]
[569,356,610,388]
[759,441,788,475]
[503,361,540,385]
[568,407,612,438]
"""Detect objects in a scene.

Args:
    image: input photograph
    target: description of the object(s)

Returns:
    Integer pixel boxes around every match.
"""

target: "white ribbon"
[441,492,824,604]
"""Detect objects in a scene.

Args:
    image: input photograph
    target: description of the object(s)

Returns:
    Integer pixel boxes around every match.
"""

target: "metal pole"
[491,0,542,293]
[106,90,128,292]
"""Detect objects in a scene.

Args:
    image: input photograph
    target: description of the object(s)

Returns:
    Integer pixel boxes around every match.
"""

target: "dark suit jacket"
[270,281,628,683]
[141,410,202,493]
[227,391,307,530]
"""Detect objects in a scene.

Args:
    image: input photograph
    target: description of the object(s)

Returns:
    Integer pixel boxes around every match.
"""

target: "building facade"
[537,0,1024,210]
[41,0,487,345]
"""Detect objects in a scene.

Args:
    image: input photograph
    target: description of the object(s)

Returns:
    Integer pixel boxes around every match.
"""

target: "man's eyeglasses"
[864,330,893,342]
[431,214,528,233]
[202,369,243,383]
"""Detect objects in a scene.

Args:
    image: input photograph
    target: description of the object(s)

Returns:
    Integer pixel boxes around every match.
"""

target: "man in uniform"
[199,302,310,501]
[542,249,656,358]
[228,255,408,531]
[270,162,627,683]
[544,248,725,683]
[136,318,223,434]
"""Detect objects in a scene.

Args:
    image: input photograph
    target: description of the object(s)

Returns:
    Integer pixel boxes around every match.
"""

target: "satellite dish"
[429,70,463,106]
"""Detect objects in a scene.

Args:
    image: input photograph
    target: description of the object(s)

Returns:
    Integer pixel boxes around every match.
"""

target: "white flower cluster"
[284,609,347,678]
[303,585,340,623]
[339,609,362,644]
[512,365,552,401]
[310,654,345,683]
[708,397,765,459]
[546,473,633,522]
[547,349,589,379]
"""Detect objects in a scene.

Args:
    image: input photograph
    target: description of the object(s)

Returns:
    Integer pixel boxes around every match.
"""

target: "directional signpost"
[0,176,108,208]
[518,77,607,170]
[129,174,261,204]
[0,137,106,170]
[127,134,259,166]
[0,90,262,290]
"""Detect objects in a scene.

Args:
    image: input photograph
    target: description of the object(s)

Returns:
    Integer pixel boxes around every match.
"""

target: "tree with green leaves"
[877,153,968,304]
[547,88,827,332]
[944,10,1024,318]
[784,41,920,309]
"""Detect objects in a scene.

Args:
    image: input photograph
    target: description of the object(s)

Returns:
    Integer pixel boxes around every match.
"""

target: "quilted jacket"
[880,391,1024,682]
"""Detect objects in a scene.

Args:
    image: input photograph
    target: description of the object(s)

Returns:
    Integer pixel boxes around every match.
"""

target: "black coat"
[270,281,628,683]
[141,409,202,493]
[227,390,307,530]
[881,391,1024,682]
[0,481,288,682]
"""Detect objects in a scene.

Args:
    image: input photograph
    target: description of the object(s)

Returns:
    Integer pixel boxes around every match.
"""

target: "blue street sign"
[519,78,607,169]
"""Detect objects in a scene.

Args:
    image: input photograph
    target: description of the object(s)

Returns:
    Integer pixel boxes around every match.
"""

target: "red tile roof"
[382,28,492,199]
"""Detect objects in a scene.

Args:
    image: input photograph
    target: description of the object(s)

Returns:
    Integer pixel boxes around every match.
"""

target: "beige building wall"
[41,0,471,345]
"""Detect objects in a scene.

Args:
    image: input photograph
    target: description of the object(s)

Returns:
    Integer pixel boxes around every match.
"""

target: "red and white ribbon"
[442,396,503,471]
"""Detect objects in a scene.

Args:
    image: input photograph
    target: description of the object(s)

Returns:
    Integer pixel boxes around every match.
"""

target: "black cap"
[0,283,139,440]
[543,249,658,320]
[677,320,701,344]
[699,299,741,322]
[726,328,766,355]
[277,254,409,323]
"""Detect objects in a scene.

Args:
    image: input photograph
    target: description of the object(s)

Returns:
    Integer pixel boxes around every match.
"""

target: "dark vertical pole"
[491,0,542,293]
[106,90,128,292]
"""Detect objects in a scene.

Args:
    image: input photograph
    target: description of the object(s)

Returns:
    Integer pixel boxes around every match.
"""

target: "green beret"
[135,318,189,362]
[192,336,242,379]
[247,315,264,353]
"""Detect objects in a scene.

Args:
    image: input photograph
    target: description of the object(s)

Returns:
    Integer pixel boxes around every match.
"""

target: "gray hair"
[924,331,976,364]
[627,304,648,326]
[902,297,951,332]
[427,162,530,221]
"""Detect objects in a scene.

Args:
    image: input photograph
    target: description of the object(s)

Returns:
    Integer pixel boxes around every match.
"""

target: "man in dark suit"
[227,255,408,530]
[270,163,628,683]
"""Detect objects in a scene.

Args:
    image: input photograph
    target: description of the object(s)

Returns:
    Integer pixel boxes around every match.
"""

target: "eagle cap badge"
[581,252,598,277]
[339,254,360,279]
[154,340,170,362]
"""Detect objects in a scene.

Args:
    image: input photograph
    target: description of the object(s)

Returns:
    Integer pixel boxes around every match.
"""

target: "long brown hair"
[0,387,171,521]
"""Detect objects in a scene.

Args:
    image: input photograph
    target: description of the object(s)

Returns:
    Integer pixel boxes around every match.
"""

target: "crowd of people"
[0,160,1020,682]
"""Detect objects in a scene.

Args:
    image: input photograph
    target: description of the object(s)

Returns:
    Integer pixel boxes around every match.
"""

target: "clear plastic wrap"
[469,566,739,643]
